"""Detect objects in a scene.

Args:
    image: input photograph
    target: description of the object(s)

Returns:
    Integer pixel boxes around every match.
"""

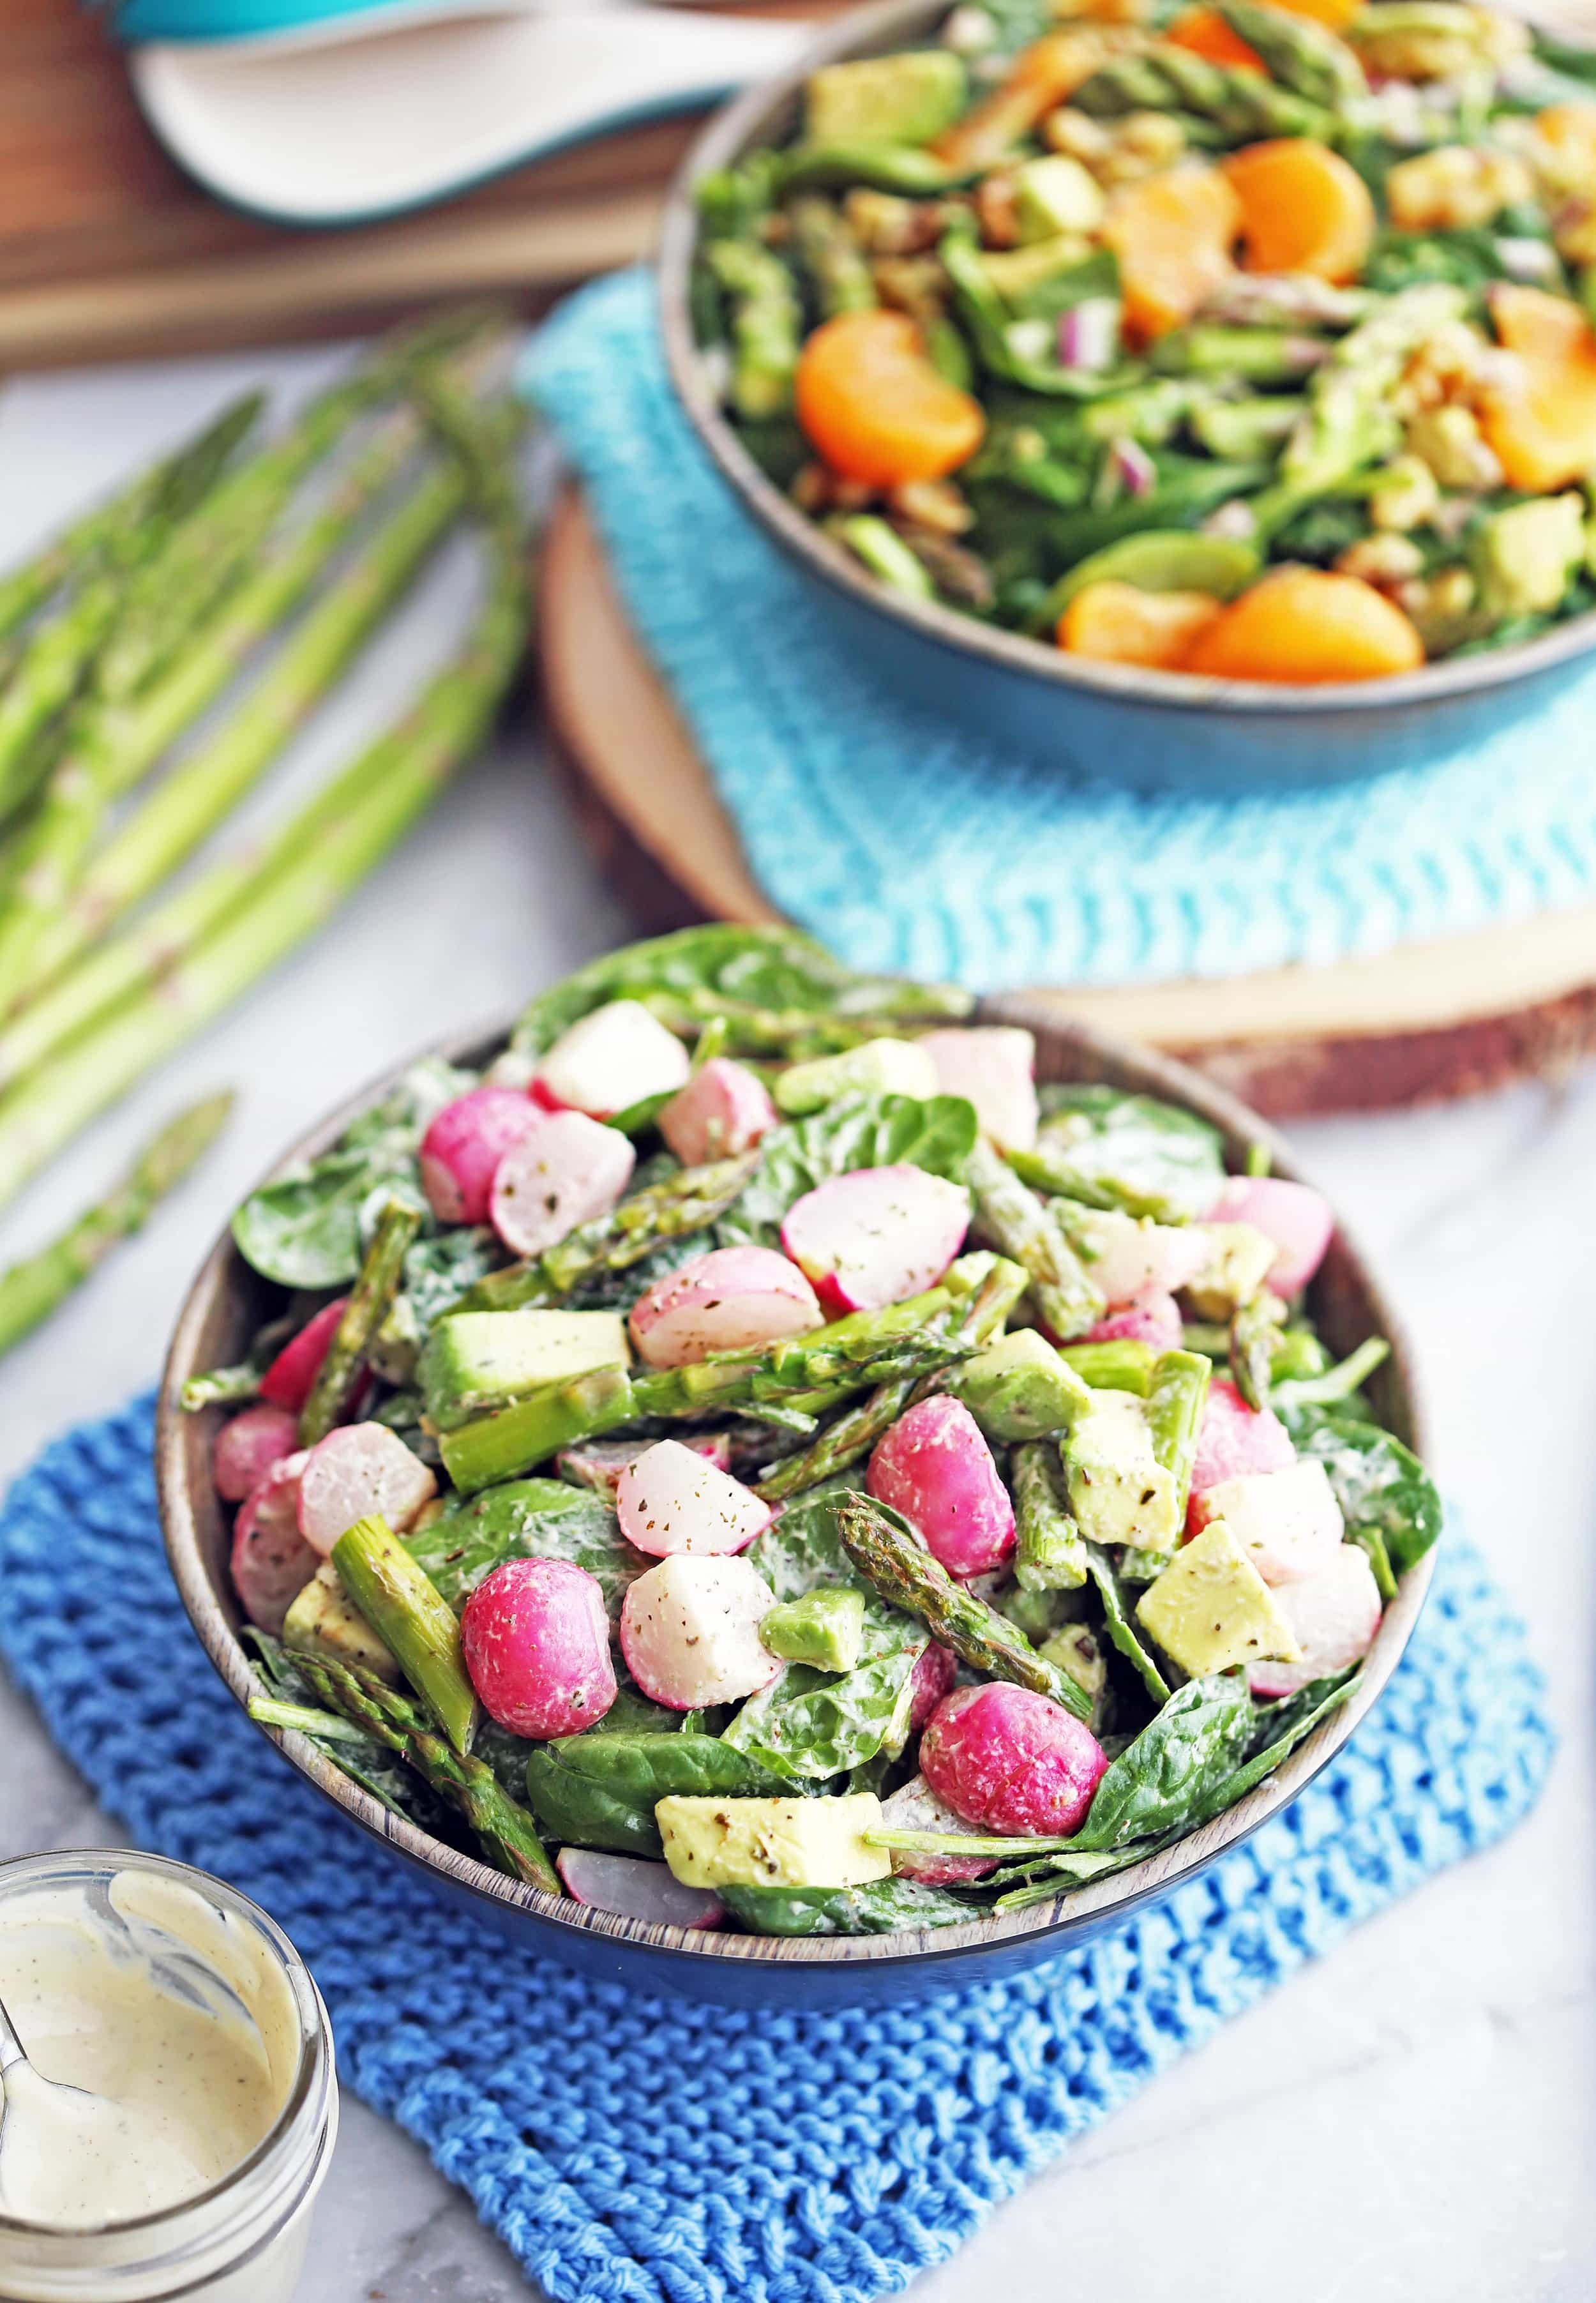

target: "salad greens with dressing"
[193,926,1439,1937]
[690,0,1596,680]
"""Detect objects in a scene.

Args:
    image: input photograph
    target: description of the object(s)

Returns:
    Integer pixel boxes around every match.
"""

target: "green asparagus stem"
[1011,1440,1088,1593]
[331,1514,476,1753]
[1144,1348,1212,1527]
[836,1493,1092,1721]
[790,195,877,317]
[247,1696,373,1745]
[0,1091,231,1359]
[702,240,804,419]
[968,1137,1104,1340]
[291,1648,559,1892]
[1058,1338,1157,1394]
[1229,1288,1284,1411]
[1217,0,1366,105]
[299,1200,422,1445]
[627,981,972,1060]
[1075,49,1332,140]
[0,428,220,649]
[1272,1334,1390,1411]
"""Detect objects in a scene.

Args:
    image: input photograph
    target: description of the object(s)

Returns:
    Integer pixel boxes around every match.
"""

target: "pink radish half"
[1249,1544,1381,1697]
[297,1424,437,1557]
[259,1299,347,1412]
[213,1405,301,1503]
[1208,1175,1334,1295]
[1085,1293,1182,1350]
[659,1059,778,1167]
[628,1244,822,1368]
[1201,1460,1344,1586]
[232,1452,315,1633]
[556,1848,724,1929]
[460,1557,617,1739]
[917,1027,1039,1153]
[781,1165,970,1315]
[557,1430,732,1497]
[868,1396,1016,1578]
[921,1681,1108,1836]
[615,1440,772,1558]
[907,1641,958,1731]
[1187,1377,1295,1532]
[419,1086,542,1225]
[879,1774,998,1885]
[619,1553,781,1710]
[533,1000,690,1119]
[1074,1209,1211,1308]
[489,1110,635,1260]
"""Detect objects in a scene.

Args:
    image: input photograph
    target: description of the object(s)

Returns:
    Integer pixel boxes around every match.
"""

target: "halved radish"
[489,1110,636,1260]
[557,1430,732,1497]
[619,1553,781,1709]
[868,1395,1015,1578]
[1072,1207,1210,1308]
[213,1405,301,1502]
[1200,1459,1343,1585]
[879,1772,998,1885]
[419,1086,542,1225]
[659,1059,777,1167]
[297,1424,437,1557]
[916,1027,1039,1153]
[921,1681,1108,1836]
[1249,1544,1381,1696]
[460,1557,617,1738]
[781,1165,970,1314]
[628,1244,822,1368]
[556,1848,725,1929]
[259,1299,347,1412]
[533,1000,690,1119]
[1085,1293,1183,1350]
[1208,1175,1334,1296]
[232,1452,315,1633]
[1187,1376,1295,1532]
[907,1640,958,1731]
[615,1439,773,1557]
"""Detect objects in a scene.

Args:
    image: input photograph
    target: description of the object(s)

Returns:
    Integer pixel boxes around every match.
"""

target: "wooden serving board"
[539,490,1596,1117]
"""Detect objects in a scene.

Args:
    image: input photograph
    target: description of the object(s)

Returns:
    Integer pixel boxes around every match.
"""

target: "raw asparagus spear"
[1011,1440,1087,1593]
[1217,0,1366,106]
[629,981,972,1060]
[1074,49,1332,140]
[968,1137,1105,1340]
[1144,1348,1211,1527]
[299,1200,423,1445]
[331,1514,476,1754]
[702,239,804,419]
[836,1493,1093,1721]
[1228,1290,1284,1412]
[790,196,877,317]
[0,1091,230,1359]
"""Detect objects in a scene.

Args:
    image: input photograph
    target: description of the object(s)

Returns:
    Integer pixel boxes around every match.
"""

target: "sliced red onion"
[1494,235,1558,283]
[1057,296,1120,372]
[1283,335,1335,375]
[1110,437,1156,498]
[1203,501,1258,541]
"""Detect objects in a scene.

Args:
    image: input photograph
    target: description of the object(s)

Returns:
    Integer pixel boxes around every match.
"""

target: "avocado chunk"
[958,1327,1092,1441]
[1012,154,1105,241]
[1063,1390,1182,1552]
[1039,1620,1109,1727]
[283,1563,400,1682]
[773,1035,937,1114]
[657,1793,892,1889]
[1182,1222,1277,1319]
[804,51,967,149]
[1135,1518,1302,1677]
[420,1309,629,1432]
[1470,492,1584,619]
[760,1586,867,1671]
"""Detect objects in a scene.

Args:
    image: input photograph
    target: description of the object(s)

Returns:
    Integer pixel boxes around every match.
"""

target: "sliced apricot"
[1058,581,1225,668]
[932,29,1111,173]
[1184,567,1425,683]
[1104,163,1242,342]
[795,310,984,488]
[1270,0,1362,26]
[1480,282,1596,492]
[1166,8,1265,71]
[1223,139,1375,284]
[1533,101,1596,176]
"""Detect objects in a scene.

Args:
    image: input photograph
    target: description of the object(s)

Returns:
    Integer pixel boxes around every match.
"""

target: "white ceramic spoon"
[130,0,808,227]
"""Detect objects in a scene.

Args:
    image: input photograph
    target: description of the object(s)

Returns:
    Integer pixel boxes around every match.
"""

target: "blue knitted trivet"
[0,1398,1554,2303]
[525,268,1596,993]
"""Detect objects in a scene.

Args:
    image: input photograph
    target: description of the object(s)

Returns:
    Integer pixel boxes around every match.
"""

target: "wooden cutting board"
[539,490,1596,1117]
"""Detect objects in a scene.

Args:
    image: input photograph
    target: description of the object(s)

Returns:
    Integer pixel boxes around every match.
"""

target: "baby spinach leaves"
[1075,1672,1254,1850]
[720,1878,979,1935]
[720,1092,977,1249]
[1020,1086,1226,1221]
[407,1479,644,1619]
[522,1734,790,1857]
[1282,1405,1442,1578]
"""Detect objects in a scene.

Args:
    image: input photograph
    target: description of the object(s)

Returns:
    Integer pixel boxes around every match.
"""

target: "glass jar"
[0,1849,338,2303]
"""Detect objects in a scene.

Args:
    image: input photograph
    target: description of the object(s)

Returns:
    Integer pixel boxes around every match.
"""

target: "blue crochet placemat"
[525,268,1596,993]
[0,1396,1554,2303]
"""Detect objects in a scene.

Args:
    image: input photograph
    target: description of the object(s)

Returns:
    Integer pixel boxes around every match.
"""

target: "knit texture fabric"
[0,1396,1554,2303]
[525,268,1596,992]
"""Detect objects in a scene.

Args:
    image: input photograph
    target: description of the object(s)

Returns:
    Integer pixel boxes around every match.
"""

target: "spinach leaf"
[474,1685,683,1805]
[719,1092,978,1248]
[1021,1086,1226,1221]
[723,1493,928,1779]
[1075,1672,1253,1849]
[523,1733,790,1857]
[1083,1540,1170,1703]
[402,1226,504,1333]
[1185,1669,1362,1829]
[407,1480,643,1619]
[1281,1406,1442,1577]
[719,1878,978,1935]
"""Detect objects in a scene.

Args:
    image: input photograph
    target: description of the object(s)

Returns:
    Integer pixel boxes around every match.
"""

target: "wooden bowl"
[158,1003,1431,2007]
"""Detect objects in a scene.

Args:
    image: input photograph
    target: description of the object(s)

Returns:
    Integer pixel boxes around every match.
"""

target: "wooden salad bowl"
[158,1002,1432,2007]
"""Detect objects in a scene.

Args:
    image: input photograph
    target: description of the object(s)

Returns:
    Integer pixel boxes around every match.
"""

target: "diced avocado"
[760,1586,867,1671]
[283,1564,400,1682]
[657,1793,892,1889]
[1182,1223,1277,1320]
[804,51,967,149]
[1039,1621,1109,1727]
[1012,155,1104,242]
[1062,1391,1181,1552]
[773,1035,937,1114]
[979,235,1094,305]
[1469,492,1585,619]
[957,1327,1092,1441]
[419,1310,629,1432]
[1134,1518,1302,1678]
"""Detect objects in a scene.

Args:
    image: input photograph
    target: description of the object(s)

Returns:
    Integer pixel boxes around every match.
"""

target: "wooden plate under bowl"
[540,490,1596,1119]
[158,1002,1431,2009]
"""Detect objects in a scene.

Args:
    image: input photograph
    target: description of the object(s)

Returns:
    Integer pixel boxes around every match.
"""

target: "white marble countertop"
[0,344,1588,2303]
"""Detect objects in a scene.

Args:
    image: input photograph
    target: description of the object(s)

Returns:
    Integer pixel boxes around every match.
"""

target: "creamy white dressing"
[0,1871,296,2231]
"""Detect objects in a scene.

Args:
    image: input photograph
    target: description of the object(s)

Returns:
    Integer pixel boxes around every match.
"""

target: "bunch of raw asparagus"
[0,310,531,1357]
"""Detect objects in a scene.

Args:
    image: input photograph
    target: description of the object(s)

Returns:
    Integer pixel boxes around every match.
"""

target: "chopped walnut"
[1404,405,1505,493]
[791,464,876,516]
[1369,455,1443,533]
[1335,534,1426,589]
[889,478,975,535]
[1394,566,1482,654]
[976,172,1021,248]
[1385,144,1533,232]
[843,190,946,257]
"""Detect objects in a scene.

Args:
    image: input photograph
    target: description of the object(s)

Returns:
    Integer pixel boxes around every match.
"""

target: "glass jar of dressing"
[0,1850,338,2303]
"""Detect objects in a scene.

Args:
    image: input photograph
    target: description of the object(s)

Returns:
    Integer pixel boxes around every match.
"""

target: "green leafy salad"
[190,926,1440,1937]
